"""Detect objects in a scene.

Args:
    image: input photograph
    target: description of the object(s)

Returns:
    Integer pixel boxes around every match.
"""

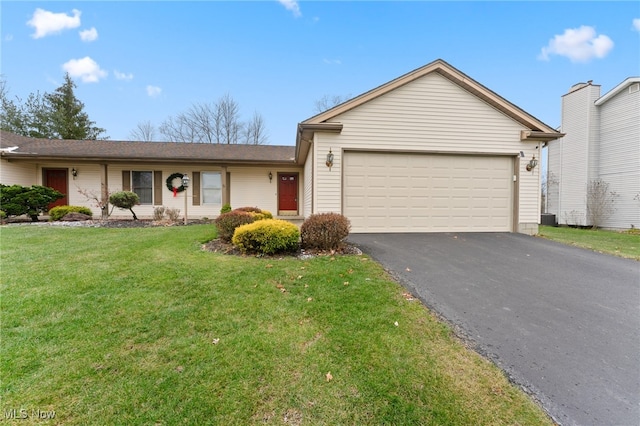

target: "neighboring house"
[1,59,561,234]
[547,78,640,229]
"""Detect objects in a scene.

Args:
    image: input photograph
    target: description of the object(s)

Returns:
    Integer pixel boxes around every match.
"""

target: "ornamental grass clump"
[300,212,351,251]
[232,219,300,255]
[214,207,272,242]
[48,205,93,221]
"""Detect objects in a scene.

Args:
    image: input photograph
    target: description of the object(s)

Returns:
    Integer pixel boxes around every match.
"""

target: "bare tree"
[218,93,242,144]
[586,179,617,229]
[243,111,268,145]
[129,120,157,141]
[314,94,351,113]
[158,93,260,144]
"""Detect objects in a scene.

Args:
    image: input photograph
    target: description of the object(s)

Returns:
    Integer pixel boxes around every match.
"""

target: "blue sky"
[1,1,639,145]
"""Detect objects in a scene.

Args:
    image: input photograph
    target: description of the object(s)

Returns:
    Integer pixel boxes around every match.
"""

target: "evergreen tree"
[45,73,106,140]
[0,74,107,140]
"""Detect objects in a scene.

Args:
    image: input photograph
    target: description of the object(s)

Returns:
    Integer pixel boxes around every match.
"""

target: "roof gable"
[594,77,640,106]
[299,59,559,135]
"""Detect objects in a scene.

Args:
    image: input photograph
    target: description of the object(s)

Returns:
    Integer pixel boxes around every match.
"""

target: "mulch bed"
[202,238,362,258]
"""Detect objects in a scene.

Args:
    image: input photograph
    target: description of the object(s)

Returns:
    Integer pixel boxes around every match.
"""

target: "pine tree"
[45,73,106,140]
[0,74,107,140]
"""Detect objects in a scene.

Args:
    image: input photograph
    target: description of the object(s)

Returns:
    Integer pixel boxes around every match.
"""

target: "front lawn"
[1,225,553,425]
[538,225,640,260]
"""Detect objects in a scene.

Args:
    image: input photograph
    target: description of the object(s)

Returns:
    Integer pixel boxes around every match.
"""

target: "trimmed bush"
[0,184,64,221]
[220,203,232,214]
[109,191,140,220]
[215,210,256,242]
[234,206,262,213]
[232,219,300,255]
[300,212,351,251]
[0,210,6,220]
[49,205,93,221]
[215,207,272,242]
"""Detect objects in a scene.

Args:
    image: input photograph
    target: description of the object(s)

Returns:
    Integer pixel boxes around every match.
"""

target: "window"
[132,171,153,204]
[202,172,222,204]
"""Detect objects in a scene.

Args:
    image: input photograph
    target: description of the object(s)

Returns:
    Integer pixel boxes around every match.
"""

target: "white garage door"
[343,152,513,233]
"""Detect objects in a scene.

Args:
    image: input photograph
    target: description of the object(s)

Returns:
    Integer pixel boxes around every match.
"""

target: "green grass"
[538,225,640,260]
[1,225,553,425]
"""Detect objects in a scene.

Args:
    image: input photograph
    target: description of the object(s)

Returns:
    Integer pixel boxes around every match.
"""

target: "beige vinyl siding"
[0,160,37,185]
[107,165,222,219]
[598,86,640,228]
[228,166,303,217]
[556,85,601,225]
[303,147,313,218]
[314,72,537,226]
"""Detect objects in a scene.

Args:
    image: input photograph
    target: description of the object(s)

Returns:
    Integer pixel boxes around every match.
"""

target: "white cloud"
[633,18,640,32]
[114,70,134,81]
[4,34,13,42]
[27,8,81,39]
[539,26,614,63]
[323,58,342,65]
[278,0,301,17]
[147,85,162,98]
[79,27,98,42]
[62,57,107,83]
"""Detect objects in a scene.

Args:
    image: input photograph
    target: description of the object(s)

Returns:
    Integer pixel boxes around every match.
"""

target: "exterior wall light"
[71,168,78,179]
[269,171,273,183]
[326,148,334,169]
[526,155,538,172]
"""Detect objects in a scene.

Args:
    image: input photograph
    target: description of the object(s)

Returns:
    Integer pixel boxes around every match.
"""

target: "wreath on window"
[166,173,186,197]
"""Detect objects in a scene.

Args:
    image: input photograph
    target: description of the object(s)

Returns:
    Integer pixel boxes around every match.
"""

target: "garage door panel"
[344,152,513,233]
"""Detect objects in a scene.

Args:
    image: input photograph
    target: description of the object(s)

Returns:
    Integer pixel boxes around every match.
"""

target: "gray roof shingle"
[0,131,296,165]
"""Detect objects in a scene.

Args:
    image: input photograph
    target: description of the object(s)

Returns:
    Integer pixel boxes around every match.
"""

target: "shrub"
[153,206,166,221]
[153,206,181,223]
[300,212,351,251]
[215,210,256,242]
[165,207,180,222]
[232,219,300,255]
[234,206,262,213]
[215,207,272,242]
[49,205,93,221]
[0,210,6,220]
[109,191,140,220]
[220,203,232,214]
[0,184,64,221]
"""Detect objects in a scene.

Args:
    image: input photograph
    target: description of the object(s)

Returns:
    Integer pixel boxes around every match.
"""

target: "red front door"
[44,169,68,209]
[278,173,298,212]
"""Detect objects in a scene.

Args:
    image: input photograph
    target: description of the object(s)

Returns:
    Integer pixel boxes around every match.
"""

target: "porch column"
[100,163,109,220]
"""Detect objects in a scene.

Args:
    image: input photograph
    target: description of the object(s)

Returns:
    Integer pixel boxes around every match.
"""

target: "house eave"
[520,130,564,142]
[295,123,343,164]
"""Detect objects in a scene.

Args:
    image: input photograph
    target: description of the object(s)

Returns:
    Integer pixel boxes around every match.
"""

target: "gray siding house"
[547,78,640,229]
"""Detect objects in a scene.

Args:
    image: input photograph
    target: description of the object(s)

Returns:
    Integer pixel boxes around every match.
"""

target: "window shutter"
[192,172,200,206]
[154,171,163,205]
[122,170,131,191]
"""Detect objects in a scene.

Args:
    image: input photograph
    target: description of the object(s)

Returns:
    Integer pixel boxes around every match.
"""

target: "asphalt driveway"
[348,232,640,426]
